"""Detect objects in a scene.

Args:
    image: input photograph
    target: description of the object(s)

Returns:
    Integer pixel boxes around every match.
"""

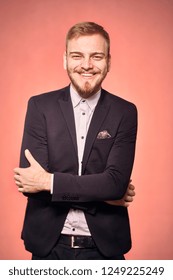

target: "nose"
[81,57,93,70]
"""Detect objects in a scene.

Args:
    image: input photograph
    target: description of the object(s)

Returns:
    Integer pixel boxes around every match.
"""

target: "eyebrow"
[69,51,106,56]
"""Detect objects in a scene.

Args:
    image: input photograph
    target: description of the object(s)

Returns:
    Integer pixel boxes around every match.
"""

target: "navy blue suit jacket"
[20,86,137,258]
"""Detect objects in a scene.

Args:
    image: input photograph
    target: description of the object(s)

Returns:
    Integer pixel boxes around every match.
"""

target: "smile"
[81,73,95,78]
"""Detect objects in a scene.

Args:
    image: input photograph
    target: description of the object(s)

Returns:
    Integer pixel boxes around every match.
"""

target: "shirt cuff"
[50,174,54,194]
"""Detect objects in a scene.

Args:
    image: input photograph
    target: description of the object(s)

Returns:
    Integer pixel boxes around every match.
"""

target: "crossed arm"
[14,149,136,207]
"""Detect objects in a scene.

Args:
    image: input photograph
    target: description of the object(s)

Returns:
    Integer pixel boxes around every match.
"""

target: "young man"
[14,22,137,260]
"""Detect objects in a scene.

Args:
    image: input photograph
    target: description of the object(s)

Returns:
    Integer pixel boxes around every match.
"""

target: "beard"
[66,68,108,99]
[69,78,100,99]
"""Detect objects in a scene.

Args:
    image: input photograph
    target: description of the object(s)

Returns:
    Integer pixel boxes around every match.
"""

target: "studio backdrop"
[0,0,172,259]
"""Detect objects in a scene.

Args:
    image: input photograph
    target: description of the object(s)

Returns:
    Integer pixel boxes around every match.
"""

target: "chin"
[73,82,100,99]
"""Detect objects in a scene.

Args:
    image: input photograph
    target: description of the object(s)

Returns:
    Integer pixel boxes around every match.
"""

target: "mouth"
[81,73,95,78]
[76,72,98,80]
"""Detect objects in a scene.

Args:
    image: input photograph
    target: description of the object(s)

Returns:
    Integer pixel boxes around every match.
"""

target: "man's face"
[64,34,111,98]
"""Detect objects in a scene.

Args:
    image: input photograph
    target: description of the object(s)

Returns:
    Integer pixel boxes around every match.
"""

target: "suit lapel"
[58,87,78,155]
[82,90,110,173]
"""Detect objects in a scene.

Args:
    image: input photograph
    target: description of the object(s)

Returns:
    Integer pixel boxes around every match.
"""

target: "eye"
[92,55,104,61]
[71,54,82,60]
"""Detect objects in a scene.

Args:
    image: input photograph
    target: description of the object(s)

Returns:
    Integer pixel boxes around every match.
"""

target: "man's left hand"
[14,149,51,193]
[105,181,135,207]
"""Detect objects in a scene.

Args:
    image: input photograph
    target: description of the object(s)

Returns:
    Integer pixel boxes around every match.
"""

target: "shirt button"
[72,228,75,231]
[81,136,84,139]
[82,112,85,115]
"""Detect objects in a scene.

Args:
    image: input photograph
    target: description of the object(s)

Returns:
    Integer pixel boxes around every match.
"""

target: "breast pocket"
[85,137,114,172]
[93,137,115,157]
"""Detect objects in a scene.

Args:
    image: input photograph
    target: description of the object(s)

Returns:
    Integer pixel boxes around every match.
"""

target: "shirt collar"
[70,84,101,111]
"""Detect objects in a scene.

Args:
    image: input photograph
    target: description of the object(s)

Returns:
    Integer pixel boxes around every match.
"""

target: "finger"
[18,187,24,193]
[14,174,21,182]
[128,189,136,196]
[126,186,135,195]
[126,191,135,199]
[25,149,39,167]
[14,168,20,175]
[121,200,130,207]
[15,180,22,187]
[124,201,130,207]
[125,196,133,202]
[128,183,135,190]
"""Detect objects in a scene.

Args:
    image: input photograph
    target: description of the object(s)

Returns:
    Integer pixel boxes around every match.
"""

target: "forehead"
[66,34,108,54]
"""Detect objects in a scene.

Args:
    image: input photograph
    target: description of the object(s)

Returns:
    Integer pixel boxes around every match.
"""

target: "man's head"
[64,22,111,98]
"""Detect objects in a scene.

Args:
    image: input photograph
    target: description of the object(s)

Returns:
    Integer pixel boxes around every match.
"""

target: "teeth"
[81,74,93,77]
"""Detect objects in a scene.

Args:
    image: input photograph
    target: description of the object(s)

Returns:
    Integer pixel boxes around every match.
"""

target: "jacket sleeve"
[19,97,52,201]
[52,103,138,202]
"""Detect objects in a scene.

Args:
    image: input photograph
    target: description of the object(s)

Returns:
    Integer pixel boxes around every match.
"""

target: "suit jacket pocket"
[85,137,115,173]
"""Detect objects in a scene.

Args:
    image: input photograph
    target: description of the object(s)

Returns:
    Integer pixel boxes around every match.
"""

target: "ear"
[107,54,111,72]
[63,51,67,70]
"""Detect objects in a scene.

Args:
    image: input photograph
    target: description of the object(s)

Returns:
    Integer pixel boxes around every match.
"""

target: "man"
[14,22,137,260]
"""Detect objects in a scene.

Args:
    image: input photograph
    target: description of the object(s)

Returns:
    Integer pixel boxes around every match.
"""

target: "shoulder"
[101,88,137,114]
[28,86,69,105]
[26,86,70,113]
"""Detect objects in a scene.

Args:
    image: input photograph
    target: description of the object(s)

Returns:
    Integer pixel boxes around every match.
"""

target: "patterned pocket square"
[97,130,111,139]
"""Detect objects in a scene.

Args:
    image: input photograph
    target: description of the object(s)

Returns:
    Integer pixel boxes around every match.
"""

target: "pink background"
[0,0,173,259]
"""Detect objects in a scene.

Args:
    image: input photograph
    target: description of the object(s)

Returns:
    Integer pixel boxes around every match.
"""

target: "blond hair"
[66,22,110,55]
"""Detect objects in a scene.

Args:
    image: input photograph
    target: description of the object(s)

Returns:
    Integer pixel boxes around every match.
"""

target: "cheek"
[95,62,109,72]
[69,63,81,73]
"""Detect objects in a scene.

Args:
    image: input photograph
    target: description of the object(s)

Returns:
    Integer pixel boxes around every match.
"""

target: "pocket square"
[97,130,111,139]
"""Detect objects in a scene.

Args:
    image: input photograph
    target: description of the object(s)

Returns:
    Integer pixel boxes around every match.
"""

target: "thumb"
[25,149,39,167]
